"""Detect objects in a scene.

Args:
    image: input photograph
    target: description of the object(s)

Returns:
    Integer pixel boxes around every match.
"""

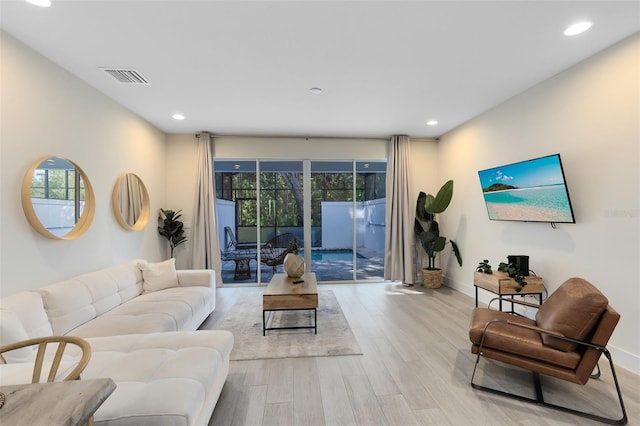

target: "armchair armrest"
[488,296,541,310]
[177,269,215,289]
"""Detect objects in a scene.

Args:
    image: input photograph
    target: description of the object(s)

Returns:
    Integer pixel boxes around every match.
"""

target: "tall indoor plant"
[158,208,187,258]
[414,180,462,287]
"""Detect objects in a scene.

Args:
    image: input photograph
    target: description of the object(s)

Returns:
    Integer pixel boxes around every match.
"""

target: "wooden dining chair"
[0,335,92,383]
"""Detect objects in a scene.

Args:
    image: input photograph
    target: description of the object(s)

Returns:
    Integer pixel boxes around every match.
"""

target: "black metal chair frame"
[471,297,628,425]
[260,233,297,273]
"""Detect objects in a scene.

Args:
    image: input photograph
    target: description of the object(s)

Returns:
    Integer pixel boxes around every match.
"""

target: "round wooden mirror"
[21,157,95,240]
[112,173,150,231]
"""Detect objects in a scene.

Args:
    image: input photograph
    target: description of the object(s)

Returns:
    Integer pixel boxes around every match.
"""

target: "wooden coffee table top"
[263,273,318,310]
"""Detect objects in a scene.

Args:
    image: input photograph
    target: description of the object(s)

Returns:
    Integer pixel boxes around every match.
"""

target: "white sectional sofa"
[0,259,234,426]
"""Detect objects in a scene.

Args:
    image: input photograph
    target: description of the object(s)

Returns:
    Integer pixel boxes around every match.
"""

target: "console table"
[0,378,116,426]
[474,271,543,312]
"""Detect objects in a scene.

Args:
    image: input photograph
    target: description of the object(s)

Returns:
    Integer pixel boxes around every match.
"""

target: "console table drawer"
[474,271,543,295]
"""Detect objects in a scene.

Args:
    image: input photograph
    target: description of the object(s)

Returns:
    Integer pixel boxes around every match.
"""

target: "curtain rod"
[195,132,437,142]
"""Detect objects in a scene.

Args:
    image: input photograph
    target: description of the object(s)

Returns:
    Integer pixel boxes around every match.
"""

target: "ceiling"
[1,1,639,138]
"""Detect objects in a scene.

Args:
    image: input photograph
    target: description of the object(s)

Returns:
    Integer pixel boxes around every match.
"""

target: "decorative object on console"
[158,208,187,257]
[414,180,463,288]
[283,238,305,278]
[476,259,493,274]
[507,255,529,276]
[497,262,527,290]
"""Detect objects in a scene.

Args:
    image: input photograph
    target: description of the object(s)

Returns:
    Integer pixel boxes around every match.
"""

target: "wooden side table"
[474,271,543,312]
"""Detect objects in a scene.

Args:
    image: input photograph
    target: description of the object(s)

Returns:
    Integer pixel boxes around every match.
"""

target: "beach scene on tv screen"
[478,155,574,222]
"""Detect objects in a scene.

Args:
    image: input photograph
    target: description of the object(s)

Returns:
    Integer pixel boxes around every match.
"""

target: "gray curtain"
[384,135,414,284]
[191,132,223,286]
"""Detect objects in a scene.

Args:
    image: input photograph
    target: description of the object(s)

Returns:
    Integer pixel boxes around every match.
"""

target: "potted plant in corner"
[414,180,462,288]
[158,208,187,258]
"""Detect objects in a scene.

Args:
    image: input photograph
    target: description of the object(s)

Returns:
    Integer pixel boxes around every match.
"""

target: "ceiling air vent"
[101,68,150,84]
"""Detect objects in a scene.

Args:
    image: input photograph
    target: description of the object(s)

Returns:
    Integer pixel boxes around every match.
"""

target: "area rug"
[215,289,362,361]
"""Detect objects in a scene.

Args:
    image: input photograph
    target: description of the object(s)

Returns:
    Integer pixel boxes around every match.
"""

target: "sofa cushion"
[82,331,234,426]
[0,310,33,362]
[139,259,179,293]
[37,280,97,335]
[0,291,52,340]
[535,277,608,352]
[67,286,214,338]
[36,262,143,335]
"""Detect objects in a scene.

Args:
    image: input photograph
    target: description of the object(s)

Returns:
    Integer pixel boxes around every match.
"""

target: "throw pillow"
[536,277,608,352]
[139,259,179,293]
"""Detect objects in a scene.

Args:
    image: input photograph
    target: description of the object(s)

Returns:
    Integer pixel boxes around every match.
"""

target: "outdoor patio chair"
[260,233,297,273]
[223,226,257,253]
[468,277,627,425]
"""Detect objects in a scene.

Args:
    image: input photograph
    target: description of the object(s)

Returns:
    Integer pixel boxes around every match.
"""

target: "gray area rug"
[216,290,362,361]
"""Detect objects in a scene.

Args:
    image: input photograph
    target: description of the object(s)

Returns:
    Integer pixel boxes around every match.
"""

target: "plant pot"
[284,253,305,278]
[422,268,442,288]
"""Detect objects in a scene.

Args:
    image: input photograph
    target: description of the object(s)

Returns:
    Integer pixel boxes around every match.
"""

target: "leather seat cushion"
[535,277,608,352]
[470,308,581,369]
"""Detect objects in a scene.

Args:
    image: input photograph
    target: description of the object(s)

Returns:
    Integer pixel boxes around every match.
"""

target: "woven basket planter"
[421,268,442,288]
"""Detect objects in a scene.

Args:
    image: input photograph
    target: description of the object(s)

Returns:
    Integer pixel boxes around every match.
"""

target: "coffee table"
[263,272,318,335]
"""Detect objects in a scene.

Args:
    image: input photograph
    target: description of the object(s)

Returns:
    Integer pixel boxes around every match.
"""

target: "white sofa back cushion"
[0,291,52,339]
[0,291,53,362]
[0,310,32,362]
[36,261,143,335]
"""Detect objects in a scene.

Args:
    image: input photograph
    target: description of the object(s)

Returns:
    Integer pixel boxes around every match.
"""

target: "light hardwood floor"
[204,283,639,425]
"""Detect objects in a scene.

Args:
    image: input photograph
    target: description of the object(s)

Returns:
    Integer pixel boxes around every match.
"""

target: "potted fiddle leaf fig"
[414,180,462,288]
[158,208,187,258]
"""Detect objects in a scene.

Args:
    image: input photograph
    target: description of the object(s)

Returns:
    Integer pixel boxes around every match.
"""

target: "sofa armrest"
[176,270,215,289]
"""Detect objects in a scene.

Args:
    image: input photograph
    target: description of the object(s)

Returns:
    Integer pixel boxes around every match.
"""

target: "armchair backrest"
[575,305,620,383]
[535,277,609,352]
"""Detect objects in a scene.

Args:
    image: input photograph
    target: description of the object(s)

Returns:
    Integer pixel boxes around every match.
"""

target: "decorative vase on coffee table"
[284,253,305,278]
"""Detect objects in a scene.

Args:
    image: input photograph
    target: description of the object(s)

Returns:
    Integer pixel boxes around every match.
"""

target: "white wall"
[363,198,386,252]
[0,32,168,295]
[436,33,640,372]
[321,201,355,249]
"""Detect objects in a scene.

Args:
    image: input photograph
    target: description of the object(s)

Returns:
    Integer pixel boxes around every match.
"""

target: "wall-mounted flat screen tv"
[478,154,576,223]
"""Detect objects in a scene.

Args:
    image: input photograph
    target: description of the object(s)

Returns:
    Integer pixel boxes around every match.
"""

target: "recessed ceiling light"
[24,0,51,6]
[564,21,592,36]
[172,113,185,120]
[426,120,438,126]
[309,87,323,95]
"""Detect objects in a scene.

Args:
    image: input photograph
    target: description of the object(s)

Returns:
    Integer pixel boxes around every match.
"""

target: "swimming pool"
[300,249,366,261]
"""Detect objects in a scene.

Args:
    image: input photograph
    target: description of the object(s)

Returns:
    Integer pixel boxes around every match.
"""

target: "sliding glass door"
[215,159,385,284]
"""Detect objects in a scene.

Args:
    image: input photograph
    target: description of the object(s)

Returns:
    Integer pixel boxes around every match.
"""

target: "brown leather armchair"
[469,277,627,425]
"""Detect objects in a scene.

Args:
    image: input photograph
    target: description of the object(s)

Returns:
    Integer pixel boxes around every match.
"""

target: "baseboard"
[443,275,640,376]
